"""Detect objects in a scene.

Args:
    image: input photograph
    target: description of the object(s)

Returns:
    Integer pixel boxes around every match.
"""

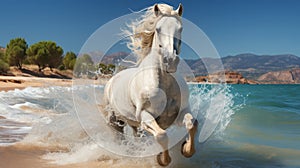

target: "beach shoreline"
[0,145,52,168]
[0,76,73,92]
[0,144,153,168]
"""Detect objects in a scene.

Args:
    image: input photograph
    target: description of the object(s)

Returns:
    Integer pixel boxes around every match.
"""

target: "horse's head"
[153,4,183,73]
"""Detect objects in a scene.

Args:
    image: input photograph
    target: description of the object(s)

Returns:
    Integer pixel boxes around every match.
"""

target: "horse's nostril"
[159,44,162,48]
[163,57,168,63]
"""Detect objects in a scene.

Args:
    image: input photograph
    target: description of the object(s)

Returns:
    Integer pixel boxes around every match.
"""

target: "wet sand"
[0,145,91,168]
[0,146,50,168]
[0,145,154,168]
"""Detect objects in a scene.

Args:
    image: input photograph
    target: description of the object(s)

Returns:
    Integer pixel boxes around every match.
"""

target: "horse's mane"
[122,4,181,64]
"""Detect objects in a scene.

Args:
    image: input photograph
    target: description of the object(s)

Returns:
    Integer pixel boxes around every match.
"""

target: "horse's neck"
[139,50,171,88]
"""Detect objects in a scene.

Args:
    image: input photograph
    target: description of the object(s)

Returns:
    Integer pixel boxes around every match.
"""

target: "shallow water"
[0,84,299,167]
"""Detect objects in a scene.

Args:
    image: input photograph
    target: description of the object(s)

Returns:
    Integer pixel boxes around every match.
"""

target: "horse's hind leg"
[140,110,171,166]
[181,113,198,158]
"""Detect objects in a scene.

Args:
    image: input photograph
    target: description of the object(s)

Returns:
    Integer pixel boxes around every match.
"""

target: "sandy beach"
[0,75,71,168]
[0,144,156,168]
[0,145,50,168]
[0,76,73,92]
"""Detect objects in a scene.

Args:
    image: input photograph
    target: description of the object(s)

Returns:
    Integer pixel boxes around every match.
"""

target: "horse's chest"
[143,88,180,129]
[155,98,179,129]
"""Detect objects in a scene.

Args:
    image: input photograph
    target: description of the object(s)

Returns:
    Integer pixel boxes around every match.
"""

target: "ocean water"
[0,84,299,167]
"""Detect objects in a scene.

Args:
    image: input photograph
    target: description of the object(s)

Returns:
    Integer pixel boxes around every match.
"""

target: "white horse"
[103,3,197,166]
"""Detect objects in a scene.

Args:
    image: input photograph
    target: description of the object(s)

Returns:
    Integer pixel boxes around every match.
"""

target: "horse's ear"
[176,3,183,16]
[154,4,162,17]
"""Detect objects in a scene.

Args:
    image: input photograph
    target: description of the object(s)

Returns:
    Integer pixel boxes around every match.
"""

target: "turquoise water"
[227,85,300,148]
[194,84,300,168]
[0,84,299,167]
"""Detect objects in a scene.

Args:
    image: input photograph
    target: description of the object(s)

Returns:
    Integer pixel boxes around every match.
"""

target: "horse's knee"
[155,131,167,140]
[155,131,168,149]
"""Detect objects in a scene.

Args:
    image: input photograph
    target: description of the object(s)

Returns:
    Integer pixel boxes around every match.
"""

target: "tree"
[73,54,94,77]
[107,64,116,74]
[63,51,77,70]
[26,41,63,71]
[98,63,115,74]
[5,38,28,69]
[0,50,5,60]
[46,42,64,70]
[26,43,48,71]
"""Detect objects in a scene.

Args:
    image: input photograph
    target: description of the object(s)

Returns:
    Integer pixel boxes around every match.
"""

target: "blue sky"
[1,0,300,57]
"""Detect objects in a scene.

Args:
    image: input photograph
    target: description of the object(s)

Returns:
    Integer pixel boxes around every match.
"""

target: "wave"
[0,84,238,166]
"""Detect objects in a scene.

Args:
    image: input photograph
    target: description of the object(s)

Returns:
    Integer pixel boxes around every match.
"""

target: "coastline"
[1,75,299,93]
[0,76,73,92]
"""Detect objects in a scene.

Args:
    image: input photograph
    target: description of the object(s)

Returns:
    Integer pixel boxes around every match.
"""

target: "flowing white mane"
[122,4,182,63]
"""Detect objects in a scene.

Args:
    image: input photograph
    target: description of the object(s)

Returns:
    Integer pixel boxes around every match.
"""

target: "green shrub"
[58,64,65,70]
[0,59,9,73]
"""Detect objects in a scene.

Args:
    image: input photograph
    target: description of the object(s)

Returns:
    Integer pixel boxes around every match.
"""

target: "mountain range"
[186,53,300,79]
[98,52,300,83]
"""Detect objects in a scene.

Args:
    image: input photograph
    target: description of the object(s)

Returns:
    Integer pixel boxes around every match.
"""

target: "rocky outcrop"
[258,68,300,84]
[193,71,257,84]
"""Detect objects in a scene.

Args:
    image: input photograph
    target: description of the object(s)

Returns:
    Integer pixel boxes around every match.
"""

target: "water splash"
[189,84,241,143]
[0,84,241,166]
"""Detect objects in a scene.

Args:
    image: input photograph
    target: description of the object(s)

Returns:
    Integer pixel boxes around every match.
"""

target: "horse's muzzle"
[164,56,179,73]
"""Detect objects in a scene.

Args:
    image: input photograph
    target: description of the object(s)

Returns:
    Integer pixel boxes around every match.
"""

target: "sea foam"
[0,84,238,166]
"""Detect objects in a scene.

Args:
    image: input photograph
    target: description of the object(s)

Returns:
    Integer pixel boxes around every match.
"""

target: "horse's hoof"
[157,152,171,167]
[193,119,199,127]
[188,119,198,135]
[192,119,199,130]
[181,141,195,158]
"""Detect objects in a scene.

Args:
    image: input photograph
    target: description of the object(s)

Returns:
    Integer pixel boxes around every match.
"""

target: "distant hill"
[258,68,300,84]
[100,52,130,64]
[85,51,130,65]
[97,52,300,83]
[222,54,300,79]
[185,53,300,80]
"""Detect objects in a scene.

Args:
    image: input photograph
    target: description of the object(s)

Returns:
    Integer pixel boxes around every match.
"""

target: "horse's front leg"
[140,110,171,167]
[181,113,198,158]
[175,108,198,158]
